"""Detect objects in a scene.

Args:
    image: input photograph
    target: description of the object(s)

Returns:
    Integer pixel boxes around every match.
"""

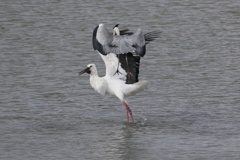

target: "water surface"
[1,0,240,159]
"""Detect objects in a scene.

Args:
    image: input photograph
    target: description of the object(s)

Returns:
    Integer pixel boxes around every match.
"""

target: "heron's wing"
[92,24,135,55]
[92,24,113,55]
[109,36,136,55]
[128,29,146,57]
[109,29,146,56]
[93,24,159,84]
[144,30,161,44]
[93,24,161,56]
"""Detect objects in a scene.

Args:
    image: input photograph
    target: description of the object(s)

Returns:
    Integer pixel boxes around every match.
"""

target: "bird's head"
[113,24,119,28]
[79,64,97,75]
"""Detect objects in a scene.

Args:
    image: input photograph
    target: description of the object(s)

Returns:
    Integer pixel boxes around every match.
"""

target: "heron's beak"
[79,67,91,75]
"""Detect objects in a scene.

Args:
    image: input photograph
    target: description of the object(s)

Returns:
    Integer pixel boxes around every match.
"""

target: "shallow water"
[1,0,240,159]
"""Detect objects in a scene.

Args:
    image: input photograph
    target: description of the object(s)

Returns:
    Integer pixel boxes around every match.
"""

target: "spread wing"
[93,24,147,57]
[92,24,160,84]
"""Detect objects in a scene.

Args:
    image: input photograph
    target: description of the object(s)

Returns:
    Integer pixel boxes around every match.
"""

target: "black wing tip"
[120,29,134,36]
[144,30,161,44]
[92,25,108,55]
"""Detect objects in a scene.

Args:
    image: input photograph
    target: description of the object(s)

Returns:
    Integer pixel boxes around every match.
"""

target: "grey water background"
[1,0,240,159]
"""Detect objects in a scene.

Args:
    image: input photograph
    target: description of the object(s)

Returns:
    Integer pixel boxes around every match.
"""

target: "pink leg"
[126,110,129,122]
[122,101,134,122]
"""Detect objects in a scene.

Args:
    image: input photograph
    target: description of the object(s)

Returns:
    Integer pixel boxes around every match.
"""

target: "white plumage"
[79,24,160,122]
[86,55,150,99]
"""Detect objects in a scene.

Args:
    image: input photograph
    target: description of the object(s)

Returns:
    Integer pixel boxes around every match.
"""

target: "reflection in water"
[91,122,148,160]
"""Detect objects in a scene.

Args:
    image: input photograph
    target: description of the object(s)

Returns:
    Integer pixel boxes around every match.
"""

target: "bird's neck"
[89,70,101,84]
[89,74,106,95]
[113,28,120,36]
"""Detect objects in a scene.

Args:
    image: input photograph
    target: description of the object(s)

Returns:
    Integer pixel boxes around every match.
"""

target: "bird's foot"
[113,69,122,76]
[128,110,134,122]
[127,71,133,77]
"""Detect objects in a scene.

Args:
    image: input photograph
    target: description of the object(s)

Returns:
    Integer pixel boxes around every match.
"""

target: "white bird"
[79,24,160,122]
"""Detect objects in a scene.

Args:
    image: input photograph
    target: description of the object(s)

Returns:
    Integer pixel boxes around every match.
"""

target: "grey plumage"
[92,23,160,84]
[93,24,160,57]
[144,30,161,44]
